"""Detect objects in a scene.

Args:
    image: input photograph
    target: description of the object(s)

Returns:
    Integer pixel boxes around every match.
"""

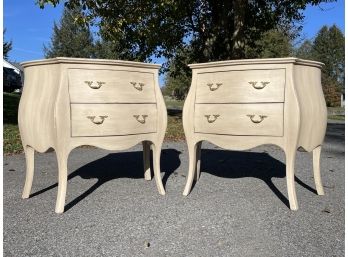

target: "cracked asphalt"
[4,121,344,257]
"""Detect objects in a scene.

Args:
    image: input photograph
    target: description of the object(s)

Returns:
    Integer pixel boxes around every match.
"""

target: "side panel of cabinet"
[18,64,61,152]
[294,65,327,151]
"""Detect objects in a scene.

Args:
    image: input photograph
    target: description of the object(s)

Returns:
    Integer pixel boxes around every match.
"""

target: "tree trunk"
[232,0,247,59]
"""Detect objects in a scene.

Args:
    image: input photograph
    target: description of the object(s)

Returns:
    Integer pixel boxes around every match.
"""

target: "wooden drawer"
[195,69,285,103]
[194,103,283,136]
[68,69,156,103]
[71,104,157,137]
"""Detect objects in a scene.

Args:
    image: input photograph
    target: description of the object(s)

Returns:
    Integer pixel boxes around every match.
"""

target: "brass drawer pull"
[204,114,220,123]
[130,82,145,91]
[247,114,267,123]
[207,83,222,91]
[133,115,148,124]
[248,81,269,89]
[87,115,108,125]
[84,81,105,89]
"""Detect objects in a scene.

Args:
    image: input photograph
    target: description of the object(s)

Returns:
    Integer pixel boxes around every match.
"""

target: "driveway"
[4,122,344,257]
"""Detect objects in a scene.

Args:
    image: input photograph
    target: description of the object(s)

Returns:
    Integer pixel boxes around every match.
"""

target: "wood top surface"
[21,57,161,69]
[188,57,324,69]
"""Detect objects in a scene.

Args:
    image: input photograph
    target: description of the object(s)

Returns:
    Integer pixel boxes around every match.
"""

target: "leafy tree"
[312,25,344,89]
[44,6,94,58]
[295,39,313,59]
[296,25,344,106]
[38,0,335,63]
[3,29,12,60]
[245,29,293,58]
[93,33,136,60]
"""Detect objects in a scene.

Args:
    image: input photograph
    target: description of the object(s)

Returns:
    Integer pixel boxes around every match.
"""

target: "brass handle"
[207,83,222,91]
[247,114,267,123]
[130,82,145,91]
[248,81,269,89]
[204,114,220,123]
[133,115,148,124]
[87,115,108,125]
[84,81,105,89]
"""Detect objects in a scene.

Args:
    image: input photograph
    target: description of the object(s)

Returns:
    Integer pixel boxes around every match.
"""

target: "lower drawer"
[194,103,283,136]
[71,104,157,137]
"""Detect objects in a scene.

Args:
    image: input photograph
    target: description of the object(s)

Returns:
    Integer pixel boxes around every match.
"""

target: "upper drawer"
[71,103,157,137]
[195,69,285,103]
[68,69,156,103]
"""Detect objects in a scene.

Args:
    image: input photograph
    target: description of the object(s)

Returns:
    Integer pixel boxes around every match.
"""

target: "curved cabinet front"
[182,58,327,211]
[18,58,167,213]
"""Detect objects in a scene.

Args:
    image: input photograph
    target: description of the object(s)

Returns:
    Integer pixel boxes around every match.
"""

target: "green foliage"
[3,29,12,60]
[163,47,193,100]
[296,25,344,107]
[93,39,121,60]
[312,25,344,89]
[37,0,335,63]
[3,93,23,154]
[44,6,94,58]
[295,39,313,59]
[245,29,293,58]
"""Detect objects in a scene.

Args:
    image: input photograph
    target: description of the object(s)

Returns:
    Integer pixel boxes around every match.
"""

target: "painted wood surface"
[183,57,327,211]
[194,103,284,136]
[71,103,157,137]
[19,58,167,213]
[195,69,285,103]
[68,69,156,103]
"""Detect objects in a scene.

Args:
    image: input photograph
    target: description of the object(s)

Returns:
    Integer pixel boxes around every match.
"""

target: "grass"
[328,115,345,121]
[164,96,184,110]
[3,93,186,154]
[4,93,23,154]
[165,110,185,141]
[4,124,22,154]
[164,97,185,141]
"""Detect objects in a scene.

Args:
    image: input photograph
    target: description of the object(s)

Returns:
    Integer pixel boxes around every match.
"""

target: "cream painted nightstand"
[19,57,167,213]
[182,58,327,210]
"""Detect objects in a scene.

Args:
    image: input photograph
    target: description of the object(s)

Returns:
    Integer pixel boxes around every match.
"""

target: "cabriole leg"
[55,151,69,214]
[22,146,35,199]
[152,143,165,195]
[194,141,202,181]
[183,142,198,196]
[313,146,324,195]
[142,141,152,181]
[286,149,298,210]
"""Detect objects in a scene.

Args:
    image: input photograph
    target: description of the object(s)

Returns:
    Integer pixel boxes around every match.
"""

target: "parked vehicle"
[3,66,22,92]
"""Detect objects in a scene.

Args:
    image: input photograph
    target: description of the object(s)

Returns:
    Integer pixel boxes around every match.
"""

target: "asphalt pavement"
[4,122,345,257]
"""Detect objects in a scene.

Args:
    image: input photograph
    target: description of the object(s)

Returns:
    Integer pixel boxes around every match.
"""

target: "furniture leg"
[313,146,324,195]
[286,149,298,210]
[22,146,35,199]
[142,141,152,181]
[183,143,198,196]
[55,151,69,214]
[152,143,165,195]
[194,141,202,181]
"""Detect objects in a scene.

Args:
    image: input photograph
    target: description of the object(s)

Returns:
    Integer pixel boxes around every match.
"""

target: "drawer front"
[195,69,285,103]
[194,103,283,136]
[68,69,156,103]
[71,104,157,137]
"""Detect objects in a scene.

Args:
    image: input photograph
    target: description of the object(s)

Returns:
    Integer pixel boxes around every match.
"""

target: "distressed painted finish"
[19,57,167,213]
[183,57,327,210]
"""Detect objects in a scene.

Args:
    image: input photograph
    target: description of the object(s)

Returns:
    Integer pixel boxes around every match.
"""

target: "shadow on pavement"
[30,149,181,212]
[197,149,317,209]
[325,123,345,146]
